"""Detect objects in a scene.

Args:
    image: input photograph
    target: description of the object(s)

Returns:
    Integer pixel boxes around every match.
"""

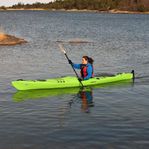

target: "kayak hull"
[12,71,134,91]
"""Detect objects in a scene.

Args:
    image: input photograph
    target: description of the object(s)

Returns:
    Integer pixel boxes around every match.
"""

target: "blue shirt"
[72,63,93,80]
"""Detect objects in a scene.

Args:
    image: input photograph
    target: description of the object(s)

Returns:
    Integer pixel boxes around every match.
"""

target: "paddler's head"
[82,56,88,65]
[82,56,94,65]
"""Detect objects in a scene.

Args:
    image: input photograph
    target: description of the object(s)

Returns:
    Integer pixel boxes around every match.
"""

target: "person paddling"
[69,56,94,81]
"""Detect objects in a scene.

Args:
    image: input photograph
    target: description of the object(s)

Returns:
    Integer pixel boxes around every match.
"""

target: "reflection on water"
[12,80,134,116]
[1,11,149,148]
[13,87,80,102]
[13,86,95,114]
[69,88,94,113]
[80,88,94,113]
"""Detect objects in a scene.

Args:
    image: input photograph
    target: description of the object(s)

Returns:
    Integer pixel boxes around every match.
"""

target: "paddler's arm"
[68,59,81,69]
[72,63,81,69]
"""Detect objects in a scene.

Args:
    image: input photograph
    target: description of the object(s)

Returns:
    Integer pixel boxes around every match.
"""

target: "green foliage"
[137,4,146,12]
[0,6,7,10]
[9,0,149,12]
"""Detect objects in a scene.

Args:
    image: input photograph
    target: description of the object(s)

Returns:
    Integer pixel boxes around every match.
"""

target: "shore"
[108,9,149,14]
[58,9,149,14]
[0,8,149,14]
[0,33,27,46]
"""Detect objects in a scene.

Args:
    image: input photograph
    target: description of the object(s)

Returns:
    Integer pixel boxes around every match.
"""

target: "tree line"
[1,0,149,12]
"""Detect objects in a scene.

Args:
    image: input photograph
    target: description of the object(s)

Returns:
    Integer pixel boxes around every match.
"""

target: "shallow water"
[0,10,149,148]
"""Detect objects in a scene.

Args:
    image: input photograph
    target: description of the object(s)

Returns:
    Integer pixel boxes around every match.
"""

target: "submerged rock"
[57,38,93,44]
[68,39,92,44]
[0,33,27,46]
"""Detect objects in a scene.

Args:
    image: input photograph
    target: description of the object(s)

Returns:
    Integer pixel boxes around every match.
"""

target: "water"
[0,10,149,148]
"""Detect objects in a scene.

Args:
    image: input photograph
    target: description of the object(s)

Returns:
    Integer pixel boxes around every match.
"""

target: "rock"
[68,39,92,44]
[0,33,27,46]
[56,38,93,44]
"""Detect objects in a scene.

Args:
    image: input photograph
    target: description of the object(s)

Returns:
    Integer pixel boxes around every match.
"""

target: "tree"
[9,0,149,12]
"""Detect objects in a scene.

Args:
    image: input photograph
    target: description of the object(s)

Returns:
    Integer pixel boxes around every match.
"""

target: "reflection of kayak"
[13,80,133,102]
[12,71,134,91]
[13,87,81,102]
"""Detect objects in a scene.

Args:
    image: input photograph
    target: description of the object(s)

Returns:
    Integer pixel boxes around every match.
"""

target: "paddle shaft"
[64,52,81,78]
[58,44,84,87]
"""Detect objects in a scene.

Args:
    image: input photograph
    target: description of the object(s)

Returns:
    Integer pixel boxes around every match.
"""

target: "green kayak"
[11,70,134,91]
[13,81,133,102]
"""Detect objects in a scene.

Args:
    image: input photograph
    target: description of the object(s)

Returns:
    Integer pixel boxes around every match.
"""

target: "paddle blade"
[58,44,66,54]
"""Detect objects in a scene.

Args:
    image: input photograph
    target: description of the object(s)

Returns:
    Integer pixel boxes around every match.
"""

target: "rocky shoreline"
[0,34,27,46]
[0,8,149,14]
[57,9,149,14]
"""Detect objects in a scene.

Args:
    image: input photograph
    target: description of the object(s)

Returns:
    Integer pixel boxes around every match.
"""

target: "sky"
[0,0,54,6]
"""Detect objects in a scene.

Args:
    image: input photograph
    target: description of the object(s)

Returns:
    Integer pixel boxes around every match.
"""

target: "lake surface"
[0,10,149,149]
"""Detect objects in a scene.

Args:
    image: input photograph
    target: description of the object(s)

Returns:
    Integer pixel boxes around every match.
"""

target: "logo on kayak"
[57,79,65,83]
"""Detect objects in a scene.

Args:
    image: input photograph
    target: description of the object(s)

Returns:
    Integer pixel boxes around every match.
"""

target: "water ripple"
[0,11,149,148]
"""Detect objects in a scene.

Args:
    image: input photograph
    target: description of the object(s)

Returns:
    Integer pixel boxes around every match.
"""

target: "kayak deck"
[12,71,134,91]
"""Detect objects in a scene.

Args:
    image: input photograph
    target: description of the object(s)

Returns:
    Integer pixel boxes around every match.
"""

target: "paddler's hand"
[68,59,73,64]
